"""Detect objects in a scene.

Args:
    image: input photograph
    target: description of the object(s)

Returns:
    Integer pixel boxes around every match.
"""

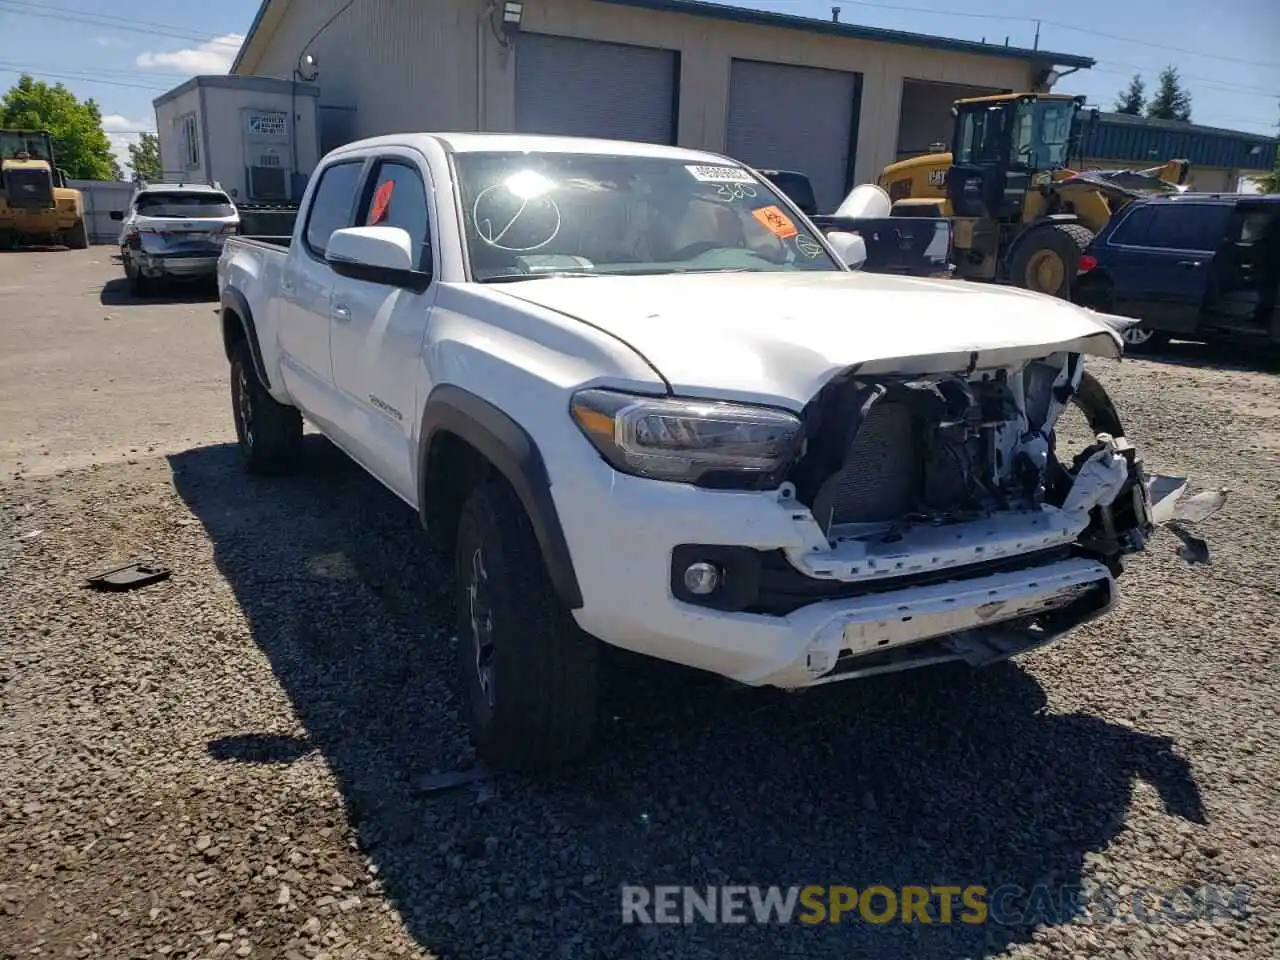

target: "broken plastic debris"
[85,559,171,591]
[1167,522,1210,565]
[413,765,496,794]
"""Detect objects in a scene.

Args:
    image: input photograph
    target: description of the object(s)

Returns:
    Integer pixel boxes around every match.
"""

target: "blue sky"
[1,0,1275,173]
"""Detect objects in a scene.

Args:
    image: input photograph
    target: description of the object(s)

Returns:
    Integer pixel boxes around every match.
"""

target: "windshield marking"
[685,164,756,183]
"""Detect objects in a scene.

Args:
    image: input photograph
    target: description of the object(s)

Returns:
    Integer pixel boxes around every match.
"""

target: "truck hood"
[493,271,1125,408]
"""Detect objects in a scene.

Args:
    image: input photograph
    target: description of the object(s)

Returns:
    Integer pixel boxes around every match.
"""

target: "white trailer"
[152,75,321,209]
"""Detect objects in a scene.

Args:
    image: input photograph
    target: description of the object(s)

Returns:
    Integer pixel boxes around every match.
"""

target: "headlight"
[569,389,803,486]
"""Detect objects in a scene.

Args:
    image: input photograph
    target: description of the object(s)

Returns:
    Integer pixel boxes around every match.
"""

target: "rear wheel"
[1009,223,1095,299]
[229,341,302,474]
[66,219,88,250]
[124,255,150,297]
[455,479,599,772]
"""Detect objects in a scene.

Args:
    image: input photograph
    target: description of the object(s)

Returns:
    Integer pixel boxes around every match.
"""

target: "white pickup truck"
[218,132,1181,772]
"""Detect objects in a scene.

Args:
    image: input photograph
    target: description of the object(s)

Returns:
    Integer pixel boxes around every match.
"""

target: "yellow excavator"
[0,129,88,250]
[878,93,1190,298]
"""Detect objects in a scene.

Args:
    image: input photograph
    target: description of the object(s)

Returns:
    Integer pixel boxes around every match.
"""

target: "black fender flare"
[419,385,583,610]
[220,287,273,390]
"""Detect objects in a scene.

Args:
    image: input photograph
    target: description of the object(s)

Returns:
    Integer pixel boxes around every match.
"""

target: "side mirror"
[109,210,124,221]
[326,226,431,291]
[825,230,868,270]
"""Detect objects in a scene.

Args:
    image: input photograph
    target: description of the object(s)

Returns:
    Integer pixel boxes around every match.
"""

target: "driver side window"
[357,159,432,272]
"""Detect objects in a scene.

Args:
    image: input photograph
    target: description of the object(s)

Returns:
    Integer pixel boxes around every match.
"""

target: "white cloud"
[101,115,157,177]
[135,32,244,74]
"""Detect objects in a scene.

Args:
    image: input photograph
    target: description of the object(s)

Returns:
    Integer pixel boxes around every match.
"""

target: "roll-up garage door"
[515,34,678,145]
[726,59,861,214]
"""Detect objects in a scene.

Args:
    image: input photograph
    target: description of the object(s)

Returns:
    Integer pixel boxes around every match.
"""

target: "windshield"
[0,131,52,161]
[452,152,841,281]
[135,192,235,218]
[953,105,1010,166]
[954,99,1077,170]
[1012,99,1076,169]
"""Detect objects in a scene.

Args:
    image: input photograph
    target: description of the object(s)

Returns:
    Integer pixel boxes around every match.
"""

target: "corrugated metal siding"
[515,34,677,143]
[69,180,133,244]
[245,0,480,142]
[1081,117,1277,171]
[236,0,1036,183]
[725,59,858,213]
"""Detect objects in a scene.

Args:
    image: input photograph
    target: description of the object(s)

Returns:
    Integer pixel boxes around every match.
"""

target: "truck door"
[330,155,437,503]
[1105,202,1229,333]
[277,159,364,415]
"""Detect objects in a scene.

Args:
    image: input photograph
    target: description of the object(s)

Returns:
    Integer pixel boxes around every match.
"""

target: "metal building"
[230,0,1093,212]
[153,75,322,204]
[1079,112,1279,194]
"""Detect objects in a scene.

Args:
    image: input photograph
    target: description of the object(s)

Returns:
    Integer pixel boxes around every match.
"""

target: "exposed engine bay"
[781,352,1154,580]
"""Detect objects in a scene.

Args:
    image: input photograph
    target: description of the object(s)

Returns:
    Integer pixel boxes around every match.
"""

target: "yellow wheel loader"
[0,129,88,250]
[878,93,1190,299]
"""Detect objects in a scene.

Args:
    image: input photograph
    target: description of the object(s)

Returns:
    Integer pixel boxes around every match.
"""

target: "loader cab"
[946,94,1084,221]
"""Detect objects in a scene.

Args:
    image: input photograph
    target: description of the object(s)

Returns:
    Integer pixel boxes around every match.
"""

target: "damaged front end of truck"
[736,343,1216,686]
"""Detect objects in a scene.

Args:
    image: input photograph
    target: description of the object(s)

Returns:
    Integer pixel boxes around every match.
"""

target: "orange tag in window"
[369,180,395,224]
[752,205,798,239]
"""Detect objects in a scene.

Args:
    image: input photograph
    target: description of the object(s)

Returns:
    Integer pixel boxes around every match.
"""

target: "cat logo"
[927,170,948,188]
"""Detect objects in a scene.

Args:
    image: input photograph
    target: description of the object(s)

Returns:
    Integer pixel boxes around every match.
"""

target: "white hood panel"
[496,271,1125,408]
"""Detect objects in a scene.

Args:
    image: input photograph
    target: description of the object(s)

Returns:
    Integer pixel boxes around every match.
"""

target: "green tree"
[0,74,117,179]
[1114,75,1146,115]
[127,131,162,181]
[1145,66,1192,122]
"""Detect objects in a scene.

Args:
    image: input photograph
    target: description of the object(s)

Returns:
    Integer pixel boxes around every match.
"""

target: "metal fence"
[68,179,134,244]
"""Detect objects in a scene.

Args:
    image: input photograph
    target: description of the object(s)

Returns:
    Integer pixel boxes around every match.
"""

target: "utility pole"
[1034,20,1041,51]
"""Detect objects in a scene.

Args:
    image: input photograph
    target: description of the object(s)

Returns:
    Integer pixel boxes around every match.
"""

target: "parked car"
[1074,193,1280,350]
[110,181,239,294]
[218,133,1197,773]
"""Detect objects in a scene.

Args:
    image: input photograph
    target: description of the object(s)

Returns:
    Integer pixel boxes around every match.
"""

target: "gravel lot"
[2,249,1278,959]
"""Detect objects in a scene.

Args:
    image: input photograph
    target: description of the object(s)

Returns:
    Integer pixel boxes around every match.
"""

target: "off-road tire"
[229,341,302,475]
[1009,222,1095,299]
[66,219,89,250]
[455,478,599,772]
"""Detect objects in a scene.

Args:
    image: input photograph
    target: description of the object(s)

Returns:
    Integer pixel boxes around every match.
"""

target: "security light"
[296,52,319,81]
[502,0,523,34]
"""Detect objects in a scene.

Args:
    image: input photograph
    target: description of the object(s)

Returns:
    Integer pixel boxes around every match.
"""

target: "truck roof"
[327,132,741,164]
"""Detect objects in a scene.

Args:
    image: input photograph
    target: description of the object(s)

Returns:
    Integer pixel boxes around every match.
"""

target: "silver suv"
[111,182,239,294]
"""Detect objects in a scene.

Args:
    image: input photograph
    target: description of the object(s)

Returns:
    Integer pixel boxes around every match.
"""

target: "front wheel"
[229,341,302,474]
[1009,223,1095,299]
[455,479,599,772]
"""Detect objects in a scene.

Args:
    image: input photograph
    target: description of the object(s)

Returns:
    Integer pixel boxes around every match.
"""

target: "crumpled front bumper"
[560,439,1148,690]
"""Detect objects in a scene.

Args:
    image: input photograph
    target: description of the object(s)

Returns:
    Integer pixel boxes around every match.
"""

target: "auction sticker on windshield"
[753,205,799,239]
[686,165,756,184]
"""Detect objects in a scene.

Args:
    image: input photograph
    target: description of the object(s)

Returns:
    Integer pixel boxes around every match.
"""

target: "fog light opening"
[683,561,722,596]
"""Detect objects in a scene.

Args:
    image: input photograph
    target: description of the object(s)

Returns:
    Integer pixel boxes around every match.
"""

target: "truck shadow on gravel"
[1134,339,1280,375]
[170,440,1206,960]
[99,276,218,307]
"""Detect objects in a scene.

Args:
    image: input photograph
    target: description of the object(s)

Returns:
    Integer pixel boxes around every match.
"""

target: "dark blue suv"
[1074,193,1280,350]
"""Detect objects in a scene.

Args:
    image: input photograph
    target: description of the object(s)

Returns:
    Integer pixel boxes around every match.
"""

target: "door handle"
[331,302,351,322]
[1177,260,1202,269]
